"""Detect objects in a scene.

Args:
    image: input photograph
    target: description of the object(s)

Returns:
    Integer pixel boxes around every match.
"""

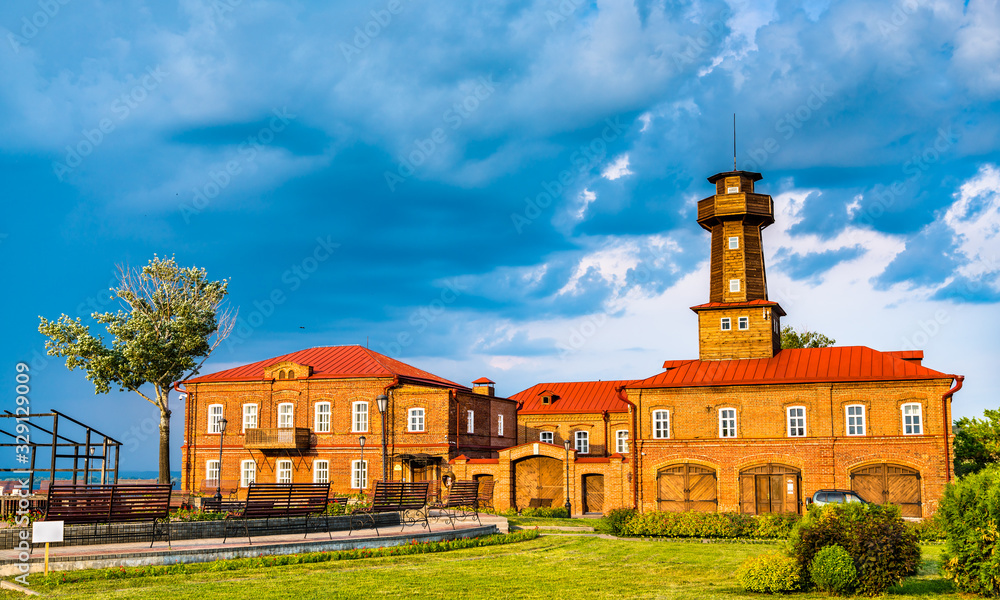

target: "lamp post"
[358,435,367,491]
[563,438,572,517]
[214,417,228,503]
[376,394,389,482]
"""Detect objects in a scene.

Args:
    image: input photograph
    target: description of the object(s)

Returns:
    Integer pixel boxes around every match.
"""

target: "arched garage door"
[513,456,563,511]
[850,463,921,517]
[657,464,718,512]
[740,464,800,515]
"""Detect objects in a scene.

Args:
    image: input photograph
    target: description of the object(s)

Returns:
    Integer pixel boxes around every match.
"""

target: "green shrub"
[905,515,947,542]
[598,508,637,535]
[736,552,802,593]
[518,506,568,518]
[790,503,919,595]
[618,511,797,540]
[938,463,1000,596]
[809,545,856,594]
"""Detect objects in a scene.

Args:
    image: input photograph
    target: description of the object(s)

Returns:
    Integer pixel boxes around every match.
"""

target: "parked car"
[805,489,869,506]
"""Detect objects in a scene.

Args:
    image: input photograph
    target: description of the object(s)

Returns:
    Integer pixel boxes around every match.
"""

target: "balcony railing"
[244,427,311,450]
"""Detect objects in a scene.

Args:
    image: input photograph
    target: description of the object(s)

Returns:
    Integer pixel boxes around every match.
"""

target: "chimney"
[472,377,495,397]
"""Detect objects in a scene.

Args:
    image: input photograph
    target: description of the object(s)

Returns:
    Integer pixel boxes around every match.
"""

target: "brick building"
[179,346,517,499]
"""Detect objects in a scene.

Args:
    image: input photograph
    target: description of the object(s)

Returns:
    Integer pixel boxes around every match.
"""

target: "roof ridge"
[359,346,396,376]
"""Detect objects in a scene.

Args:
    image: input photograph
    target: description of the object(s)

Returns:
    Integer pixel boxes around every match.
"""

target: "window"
[727,185,739,194]
[241,459,256,487]
[498,414,504,436]
[574,430,589,454]
[313,460,329,484]
[208,404,224,433]
[728,236,739,249]
[352,460,368,489]
[787,406,806,437]
[729,279,740,292]
[616,430,629,454]
[467,410,475,434]
[719,408,737,438]
[206,460,220,484]
[902,403,923,435]
[242,404,258,432]
[353,401,368,432]
[721,317,731,331]
[845,405,866,436]
[276,460,293,483]
[540,431,554,444]
[652,410,670,439]
[408,408,425,432]
[738,316,749,330]
[314,402,331,433]
[277,403,294,428]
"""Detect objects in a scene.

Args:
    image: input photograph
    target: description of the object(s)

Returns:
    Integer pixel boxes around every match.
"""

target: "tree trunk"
[158,402,171,485]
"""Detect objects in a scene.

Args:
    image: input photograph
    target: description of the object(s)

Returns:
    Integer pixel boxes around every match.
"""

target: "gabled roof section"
[184,345,464,388]
[512,380,634,414]
[631,346,955,389]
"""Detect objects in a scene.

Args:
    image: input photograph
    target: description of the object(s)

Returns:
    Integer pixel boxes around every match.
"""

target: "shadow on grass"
[889,555,955,596]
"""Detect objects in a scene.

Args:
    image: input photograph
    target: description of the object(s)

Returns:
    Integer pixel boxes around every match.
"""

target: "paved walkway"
[0,513,507,576]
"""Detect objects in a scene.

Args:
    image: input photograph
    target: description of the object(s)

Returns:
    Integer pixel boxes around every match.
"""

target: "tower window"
[721,318,731,331]
[728,237,739,249]
[738,316,749,330]
[730,279,740,292]
[727,186,739,194]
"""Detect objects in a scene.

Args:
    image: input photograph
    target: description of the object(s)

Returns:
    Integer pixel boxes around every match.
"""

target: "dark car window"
[845,492,864,503]
[813,492,827,502]
[827,492,845,503]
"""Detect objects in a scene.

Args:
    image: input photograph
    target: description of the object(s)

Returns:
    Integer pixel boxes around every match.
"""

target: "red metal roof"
[689,299,787,316]
[183,345,463,388]
[631,346,954,389]
[512,380,634,414]
[472,377,495,384]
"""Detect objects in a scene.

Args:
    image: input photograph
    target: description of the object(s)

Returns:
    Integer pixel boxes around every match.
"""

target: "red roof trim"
[574,457,611,463]
[466,458,499,464]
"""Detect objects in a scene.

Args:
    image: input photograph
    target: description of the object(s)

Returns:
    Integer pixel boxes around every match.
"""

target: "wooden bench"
[41,484,172,548]
[201,479,240,501]
[476,479,495,512]
[431,480,481,529]
[349,481,430,537]
[223,483,330,544]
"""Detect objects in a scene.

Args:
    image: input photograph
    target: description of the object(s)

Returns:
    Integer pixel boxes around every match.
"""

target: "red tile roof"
[183,345,464,388]
[511,380,634,414]
[630,346,955,389]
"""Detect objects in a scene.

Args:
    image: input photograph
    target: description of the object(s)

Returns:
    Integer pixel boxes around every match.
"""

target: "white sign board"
[33,521,64,543]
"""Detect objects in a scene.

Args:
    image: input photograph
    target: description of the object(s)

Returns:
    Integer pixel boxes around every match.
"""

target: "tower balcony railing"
[244,427,312,450]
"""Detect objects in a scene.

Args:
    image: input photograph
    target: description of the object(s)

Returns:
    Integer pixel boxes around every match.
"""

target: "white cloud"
[943,165,1000,281]
[601,154,633,180]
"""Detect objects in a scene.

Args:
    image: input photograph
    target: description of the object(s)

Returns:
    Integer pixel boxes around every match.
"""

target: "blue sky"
[2,0,998,471]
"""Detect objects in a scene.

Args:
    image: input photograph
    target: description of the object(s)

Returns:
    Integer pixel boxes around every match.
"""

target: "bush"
[597,508,636,535]
[809,545,856,594]
[736,552,802,593]
[618,511,797,540]
[518,506,568,518]
[905,515,947,542]
[790,503,919,596]
[938,464,1000,596]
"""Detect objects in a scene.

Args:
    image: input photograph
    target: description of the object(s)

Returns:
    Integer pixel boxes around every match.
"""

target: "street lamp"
[214,417,228,503]
[376,394,389,482]
[563,437,572,517]
[358,435,367,490]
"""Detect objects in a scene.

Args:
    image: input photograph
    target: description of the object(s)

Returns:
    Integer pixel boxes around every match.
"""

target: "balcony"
[244,427,311,450]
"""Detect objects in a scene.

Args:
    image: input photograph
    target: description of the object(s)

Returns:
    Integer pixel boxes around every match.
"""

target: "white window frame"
[574,430,589,454]
[277,403,294,428]
[728,236,739,249]
[729,279,740,292]
[787,406,807,437]
[313,402,331,433]
[498,414,504,436]
[467,410,475,434]
[353,401,369,432]
[313,460,329,484]
[616,430,629,454]
[719,408,737,438]
[206,459,220,484]
[241,459,256,488]
[276,459,293,484]
[652,410,670,439]
[208,404,224,434]
[721,317,731,331]
[408,407,425,432]
[242,403,258,432]
[738,316,749,330]
[352,459,368,489]
[845,404,866,436]
[540,431,554,444]
[902,403,923,435]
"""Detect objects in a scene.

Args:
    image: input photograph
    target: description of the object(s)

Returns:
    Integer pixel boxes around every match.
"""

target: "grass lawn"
[506,516,598,528]
[2,538,955,599]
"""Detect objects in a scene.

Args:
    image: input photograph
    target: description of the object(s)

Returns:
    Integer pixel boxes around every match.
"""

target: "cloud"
[601,154,633,180]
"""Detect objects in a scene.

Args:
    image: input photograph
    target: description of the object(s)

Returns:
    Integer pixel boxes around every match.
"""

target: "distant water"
[1,471,182,489]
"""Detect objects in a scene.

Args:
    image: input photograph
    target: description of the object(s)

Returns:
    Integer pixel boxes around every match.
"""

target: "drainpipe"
[602,410,610,457]
[616,385,639,510]
[452,389,460,453]
[515,401,523,445]
[942,376,964,483]
[382,376,399,480]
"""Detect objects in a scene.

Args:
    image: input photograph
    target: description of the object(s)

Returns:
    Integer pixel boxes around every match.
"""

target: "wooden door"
[657,465,687,512]
[412,465,439,502]
[851,463,921,517]
[514,456,564,511]
[582,475,604,513]
[657,464,717,512]
[687,467,718,512]
[741,464,800,515]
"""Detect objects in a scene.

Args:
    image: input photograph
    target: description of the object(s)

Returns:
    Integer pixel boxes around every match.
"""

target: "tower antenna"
[733,113,737,171]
